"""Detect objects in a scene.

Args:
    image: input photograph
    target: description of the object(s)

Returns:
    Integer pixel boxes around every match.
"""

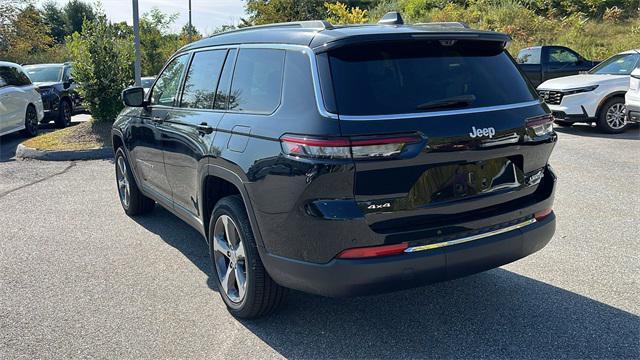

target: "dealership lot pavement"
[0,124,638,359]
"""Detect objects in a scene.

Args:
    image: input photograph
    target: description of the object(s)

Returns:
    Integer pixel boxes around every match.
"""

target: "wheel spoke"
[213,234,231,256]
[235,265,246,299]
[235,241,246,260]
[220,264,233,295]
[222,216,238,247]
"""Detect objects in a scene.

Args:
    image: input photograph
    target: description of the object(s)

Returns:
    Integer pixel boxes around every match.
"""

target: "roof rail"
[210,20,334,38]
[414,22,470,29]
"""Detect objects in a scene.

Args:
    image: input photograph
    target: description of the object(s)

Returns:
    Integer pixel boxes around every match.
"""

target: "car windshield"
[24,65,63,82]
[328,40,537,116]
[589,53,640,75]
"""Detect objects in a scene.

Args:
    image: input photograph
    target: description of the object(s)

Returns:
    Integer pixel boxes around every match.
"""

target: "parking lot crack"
[0,162,76,200]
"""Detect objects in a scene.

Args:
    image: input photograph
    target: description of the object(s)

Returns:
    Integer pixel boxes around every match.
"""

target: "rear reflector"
[337,242,409,259]
[281,134,421,160]
[534,208,552,220]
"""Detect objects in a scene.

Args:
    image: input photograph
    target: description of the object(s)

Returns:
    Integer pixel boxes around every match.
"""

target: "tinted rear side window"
[180,49,227,109]
[329,41,537,116]
[229,49,285,114]
[0,66,31,87]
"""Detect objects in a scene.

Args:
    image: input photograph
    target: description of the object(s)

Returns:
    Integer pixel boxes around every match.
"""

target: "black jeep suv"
[113,14,557,318]
[23,63,83,127]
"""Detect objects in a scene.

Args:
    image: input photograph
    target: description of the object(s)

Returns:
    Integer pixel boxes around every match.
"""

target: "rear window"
[328,41,537,116]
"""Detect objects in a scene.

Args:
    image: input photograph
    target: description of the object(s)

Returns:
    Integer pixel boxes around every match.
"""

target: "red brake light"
[280,134,422,160]
[337,242,409,259]
[534,208,552,220]
[526,114,554,136]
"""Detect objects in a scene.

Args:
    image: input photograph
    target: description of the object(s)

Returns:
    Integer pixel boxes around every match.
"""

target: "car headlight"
[563,85,599,95]
[38,87,54,96]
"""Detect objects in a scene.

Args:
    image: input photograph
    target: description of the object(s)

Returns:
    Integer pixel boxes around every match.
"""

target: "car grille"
[538,90,563,105]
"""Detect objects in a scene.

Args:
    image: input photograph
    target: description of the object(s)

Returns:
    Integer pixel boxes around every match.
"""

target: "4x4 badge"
[367,202,391,210]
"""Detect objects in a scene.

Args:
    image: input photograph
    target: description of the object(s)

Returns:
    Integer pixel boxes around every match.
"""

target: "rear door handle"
[196,123,214,135]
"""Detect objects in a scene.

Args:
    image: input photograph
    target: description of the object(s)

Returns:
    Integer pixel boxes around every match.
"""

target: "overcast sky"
[36,0,247,35]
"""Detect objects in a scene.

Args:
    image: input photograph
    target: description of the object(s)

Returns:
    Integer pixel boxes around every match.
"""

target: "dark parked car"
[516,46,599,87]
[23,62,83,127]
[113,13,557,319]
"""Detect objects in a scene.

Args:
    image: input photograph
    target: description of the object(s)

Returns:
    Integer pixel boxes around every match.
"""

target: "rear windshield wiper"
[416,95,476,111]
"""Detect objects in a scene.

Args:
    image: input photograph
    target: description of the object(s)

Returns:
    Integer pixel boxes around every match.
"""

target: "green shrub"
[67,15,134,122]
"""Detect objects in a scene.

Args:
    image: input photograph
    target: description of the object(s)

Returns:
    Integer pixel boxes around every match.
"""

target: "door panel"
[160,110,222,217]
[160,49,230,218]
[131,54,190,202]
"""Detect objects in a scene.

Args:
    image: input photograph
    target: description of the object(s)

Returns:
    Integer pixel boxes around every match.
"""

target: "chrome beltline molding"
[404,218,537,253]
[339,100,543,121]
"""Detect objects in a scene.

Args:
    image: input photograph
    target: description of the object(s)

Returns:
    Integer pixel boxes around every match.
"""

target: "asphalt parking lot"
[0,120,638,359]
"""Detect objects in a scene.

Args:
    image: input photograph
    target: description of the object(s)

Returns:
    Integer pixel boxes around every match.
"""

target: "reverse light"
[337,242,409,259]
[526,114,554,136]
[534,208,553,221]
[280,134,422,160]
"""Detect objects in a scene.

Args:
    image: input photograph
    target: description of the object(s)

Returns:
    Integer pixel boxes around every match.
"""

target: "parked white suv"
[625,67,640,124]
[0,61,43,137]
[537,49,640,133]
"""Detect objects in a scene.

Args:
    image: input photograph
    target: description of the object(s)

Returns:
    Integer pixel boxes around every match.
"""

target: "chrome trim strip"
[404,218,537,253]
[339,100,542,121]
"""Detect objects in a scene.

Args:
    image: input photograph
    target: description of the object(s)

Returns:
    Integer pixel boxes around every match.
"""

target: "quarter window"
[180,50,227,109]
[229,49,285,114]
[151,55,189,107]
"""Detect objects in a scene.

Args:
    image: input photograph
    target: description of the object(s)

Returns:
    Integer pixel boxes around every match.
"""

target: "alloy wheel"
[63,102,71,126]
[26,107,38,135]
[116,156,130,208]
[605,103,627,130]
[213,215,247,303]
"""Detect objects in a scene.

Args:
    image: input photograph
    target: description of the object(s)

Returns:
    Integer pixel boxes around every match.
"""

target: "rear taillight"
[526,114,554,136]
[336,242,409,259]
[534,208,553,220]
[280,134,422,160]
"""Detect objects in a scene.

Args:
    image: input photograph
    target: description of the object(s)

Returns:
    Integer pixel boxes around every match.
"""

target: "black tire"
[554,120,573,127]
[209,195,287,319]
[597,97,628,134]
[54,99,72,128]
[23,105,39,137]
[115,147,155,216]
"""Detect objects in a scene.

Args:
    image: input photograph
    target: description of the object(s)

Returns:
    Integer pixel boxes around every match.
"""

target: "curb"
[16,143,113,161]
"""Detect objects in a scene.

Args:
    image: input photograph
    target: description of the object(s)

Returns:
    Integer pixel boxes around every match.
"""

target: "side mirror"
[63,78,74,89]
[122,87,145,107]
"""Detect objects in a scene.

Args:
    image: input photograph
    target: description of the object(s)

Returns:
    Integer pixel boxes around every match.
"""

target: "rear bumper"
[263,213,555,297]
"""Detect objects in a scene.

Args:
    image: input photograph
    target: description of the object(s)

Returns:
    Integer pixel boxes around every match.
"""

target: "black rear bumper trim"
[262,213,556,297]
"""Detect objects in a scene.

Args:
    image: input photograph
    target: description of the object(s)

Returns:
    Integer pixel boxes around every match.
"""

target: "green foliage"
[0,4,55,64]
[325,2,368,24]
[62,0,96,36]
[369,0,640,60]
[67,16,134,122]
[245,0,326,24]
[41,1,66,43]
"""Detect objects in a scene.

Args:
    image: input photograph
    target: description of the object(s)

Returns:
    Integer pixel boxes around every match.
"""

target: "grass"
[22,120,112,151]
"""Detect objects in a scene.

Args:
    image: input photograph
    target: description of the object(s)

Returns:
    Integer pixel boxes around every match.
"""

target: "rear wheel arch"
[201,167,265,250]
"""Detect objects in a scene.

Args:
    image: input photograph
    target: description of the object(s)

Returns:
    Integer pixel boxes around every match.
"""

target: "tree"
[139,8,180,76]
[325,1,368,24]
[63,0,95,35]
[67,15,134,122]
[0,4,54,63]
[41,1,66,43]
